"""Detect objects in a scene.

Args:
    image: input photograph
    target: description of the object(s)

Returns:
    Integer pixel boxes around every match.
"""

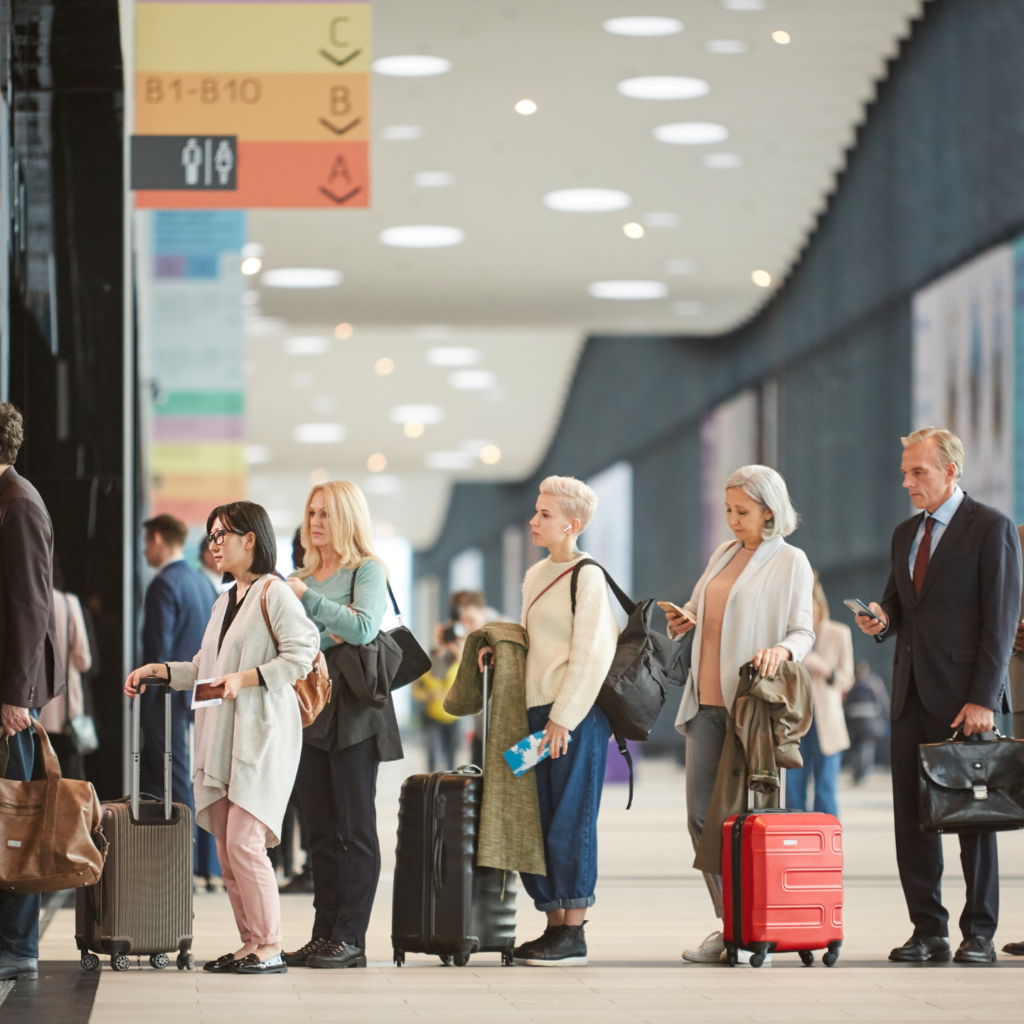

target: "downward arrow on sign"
[320,48,362,68]
[320,185,362,205]
[319,117,361,136]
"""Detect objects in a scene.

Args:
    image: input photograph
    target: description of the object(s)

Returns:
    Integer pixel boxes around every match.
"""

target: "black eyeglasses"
[207,527,246,547]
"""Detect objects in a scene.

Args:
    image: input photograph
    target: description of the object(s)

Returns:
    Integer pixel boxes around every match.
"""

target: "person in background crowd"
[198,535,228,593]
[126,501,320,975]
[844,662,890,785]
[38,568,93,780]
[415,620,464,773]
[283,481,398,970]
[140,515,217,838]
[477,476,620,967]
[0,403,62,983]
[784,577,854,817]
[856,427,1020,964]
[449,591,501,767]
[667,465,814,966]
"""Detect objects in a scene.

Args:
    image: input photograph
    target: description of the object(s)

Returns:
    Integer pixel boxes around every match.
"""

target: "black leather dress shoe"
[1002,940,1024,956]
[283,937,328,967]
[307,942,367,969]
[203,952,245,973]
[234,952,288,975]
[888,934,951,962]
[954,935,996,963]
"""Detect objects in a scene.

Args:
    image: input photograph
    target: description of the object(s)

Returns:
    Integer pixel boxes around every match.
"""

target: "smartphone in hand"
[843,598,880,622]
[657,600,695,623]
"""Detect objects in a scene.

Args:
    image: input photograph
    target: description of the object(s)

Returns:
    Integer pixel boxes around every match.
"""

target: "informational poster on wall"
[911,240,1024,519]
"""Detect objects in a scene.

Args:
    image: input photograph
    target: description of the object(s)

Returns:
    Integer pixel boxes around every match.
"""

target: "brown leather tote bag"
[0,720,107,895]
[260,578,331,728]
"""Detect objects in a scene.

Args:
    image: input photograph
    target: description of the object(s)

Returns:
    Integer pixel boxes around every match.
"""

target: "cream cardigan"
[803,618,855,756]
[167,575,321,846]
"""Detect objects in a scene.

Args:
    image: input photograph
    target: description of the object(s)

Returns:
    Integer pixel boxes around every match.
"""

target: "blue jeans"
[785,719,842,818]
[0,725,41,958]
[519,703,611,912]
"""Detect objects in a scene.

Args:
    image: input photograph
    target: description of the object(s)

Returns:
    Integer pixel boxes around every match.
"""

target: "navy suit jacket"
[142,560,217,666]
[878,493,1021,722]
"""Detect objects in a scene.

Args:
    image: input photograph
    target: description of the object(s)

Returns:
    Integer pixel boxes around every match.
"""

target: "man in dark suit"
[0,403,62,982]
[858,427,1020,964]
[140,514,216,817]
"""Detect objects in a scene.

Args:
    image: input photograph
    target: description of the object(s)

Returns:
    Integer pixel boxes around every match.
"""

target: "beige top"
[803,618,855,756]
[696,546,754,706]
[38,591,92,733]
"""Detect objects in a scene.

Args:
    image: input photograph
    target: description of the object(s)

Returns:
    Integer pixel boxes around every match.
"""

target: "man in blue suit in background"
[140,514,216,819]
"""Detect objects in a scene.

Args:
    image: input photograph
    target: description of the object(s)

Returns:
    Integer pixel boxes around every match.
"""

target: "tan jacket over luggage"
[0,719,106,894]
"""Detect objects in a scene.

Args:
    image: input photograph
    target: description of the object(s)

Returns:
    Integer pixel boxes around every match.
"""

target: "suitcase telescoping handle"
[481,652,492,772]
[130,682,173,822]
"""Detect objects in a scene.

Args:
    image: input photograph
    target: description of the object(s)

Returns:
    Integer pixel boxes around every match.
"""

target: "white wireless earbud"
[563,525,573,535]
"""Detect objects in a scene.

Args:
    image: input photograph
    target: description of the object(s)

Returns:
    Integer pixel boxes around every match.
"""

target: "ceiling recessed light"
[379,225,465,248]
[654,122,729,145]
[426,451,475,471]
[284,336,331,355]
[380,124,423,141]
[480,445,501,465]
[643,211,680,228]
[310,467,329,486]
[367,453,388,472]
[617,76,710,100]
[543,188,632,213]
[372,55,451,77]
[723,0,766,10]
[752,270,772,287]
[602,16,684,37]
[404,421,424,438]
[514,99,537,115]
[666,259,697,275]
[703,152,744,169]
[426,346,482,367]
[413,171,454,188]
[390,404,446,425]
[241,257,262,275]
[705,39,749,54]
[243,444,272,465]
[449,369,498,390]
[262,268,342,288]
[623,222,644,239]
[674,300,705,316]
[771,30,791,44]
[375,357,394,375]
[334,323,353,340]
[588,280,668,300]
[294,423,346,444]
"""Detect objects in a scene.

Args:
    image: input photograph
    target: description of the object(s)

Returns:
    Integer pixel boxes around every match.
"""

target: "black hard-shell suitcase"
[76,685,194,973]
[391,658,516,966]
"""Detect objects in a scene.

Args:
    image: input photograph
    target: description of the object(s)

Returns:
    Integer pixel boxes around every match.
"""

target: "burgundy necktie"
[913,516,935,595]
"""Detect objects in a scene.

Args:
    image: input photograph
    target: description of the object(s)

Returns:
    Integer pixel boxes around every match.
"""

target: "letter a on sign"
[327,155,353,185]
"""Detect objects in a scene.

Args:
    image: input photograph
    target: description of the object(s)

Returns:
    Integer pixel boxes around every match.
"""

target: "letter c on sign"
[330,17,350,48]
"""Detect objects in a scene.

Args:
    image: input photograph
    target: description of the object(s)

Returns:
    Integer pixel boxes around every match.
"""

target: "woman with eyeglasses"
[125,501,320,976]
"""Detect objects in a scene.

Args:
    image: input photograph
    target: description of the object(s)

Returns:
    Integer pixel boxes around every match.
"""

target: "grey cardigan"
[167,575,321,846]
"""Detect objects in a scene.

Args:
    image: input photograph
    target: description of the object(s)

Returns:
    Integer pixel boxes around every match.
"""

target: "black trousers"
[891,684,999,940]
[296,738,380,949]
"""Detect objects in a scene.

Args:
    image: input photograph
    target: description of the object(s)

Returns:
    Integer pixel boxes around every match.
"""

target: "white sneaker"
[683,931,725,963]
[723,948,773,966]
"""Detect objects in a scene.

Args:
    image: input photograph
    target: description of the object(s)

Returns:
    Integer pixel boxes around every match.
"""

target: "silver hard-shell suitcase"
[76,685,194,972]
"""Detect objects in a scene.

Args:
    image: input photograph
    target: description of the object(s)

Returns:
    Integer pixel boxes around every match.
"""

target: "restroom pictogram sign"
[131,135,238,190]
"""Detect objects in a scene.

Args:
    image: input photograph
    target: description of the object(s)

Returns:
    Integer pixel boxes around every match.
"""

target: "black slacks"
[296,738,380,949]
[891,684,999,940]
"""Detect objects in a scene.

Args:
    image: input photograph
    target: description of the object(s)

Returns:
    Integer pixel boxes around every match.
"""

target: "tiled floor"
[36,755,1024,1022]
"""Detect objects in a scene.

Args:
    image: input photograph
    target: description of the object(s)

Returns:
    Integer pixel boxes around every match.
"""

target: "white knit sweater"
[521,553,620,731]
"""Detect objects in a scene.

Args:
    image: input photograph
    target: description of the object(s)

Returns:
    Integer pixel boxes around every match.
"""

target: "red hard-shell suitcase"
[722,809,843,967]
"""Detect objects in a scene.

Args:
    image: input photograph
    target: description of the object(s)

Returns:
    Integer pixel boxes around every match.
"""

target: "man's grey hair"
[901,427,964,484]
[725,465,799,539]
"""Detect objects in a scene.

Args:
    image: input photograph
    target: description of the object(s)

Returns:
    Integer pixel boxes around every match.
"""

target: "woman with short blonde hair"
[282,480,399,970]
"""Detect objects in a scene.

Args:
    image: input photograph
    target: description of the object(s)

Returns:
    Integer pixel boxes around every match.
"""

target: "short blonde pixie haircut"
[901,427,964,484]
[295,480,385,579]
[539,475,599,532]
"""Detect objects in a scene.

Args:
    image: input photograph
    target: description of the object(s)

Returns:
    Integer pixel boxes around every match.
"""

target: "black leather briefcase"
[918,730,1024,834]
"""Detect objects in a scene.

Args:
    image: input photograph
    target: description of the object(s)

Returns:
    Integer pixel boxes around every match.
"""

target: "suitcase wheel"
[749,952,765,968]
[725,946,738,967]
[80,953,100,972]
[111,955,131,972]
[176,953,195,971]
[150,953,170,970]
[823,941,841,968]
[798,950,814,967]
[438,954,453,966]
[502,949,514,967]
[453,954,470,968]
[393,949,405,967]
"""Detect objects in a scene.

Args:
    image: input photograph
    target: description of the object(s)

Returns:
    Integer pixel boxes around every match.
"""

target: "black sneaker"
[283,936,329,967]
[515,923,587,967]
[513,926,554,960]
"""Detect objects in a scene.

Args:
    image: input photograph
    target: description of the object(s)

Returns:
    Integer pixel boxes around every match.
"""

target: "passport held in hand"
[503,730,572,777]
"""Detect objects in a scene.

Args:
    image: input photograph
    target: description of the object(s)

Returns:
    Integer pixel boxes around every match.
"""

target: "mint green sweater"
[292,559,388,651]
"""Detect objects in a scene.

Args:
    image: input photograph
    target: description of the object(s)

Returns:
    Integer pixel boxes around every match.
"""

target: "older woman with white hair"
[665,465,814,965]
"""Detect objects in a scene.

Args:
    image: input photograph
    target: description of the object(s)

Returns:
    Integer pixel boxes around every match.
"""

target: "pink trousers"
[207,798,282,945]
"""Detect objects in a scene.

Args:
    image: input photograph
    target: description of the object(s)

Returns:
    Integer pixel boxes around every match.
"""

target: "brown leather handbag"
[260,578,331,728]
[0,720,107,895]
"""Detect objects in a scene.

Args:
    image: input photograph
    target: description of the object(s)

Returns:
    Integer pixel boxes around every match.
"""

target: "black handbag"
[568,559,688,807]
[918,729,1024,834]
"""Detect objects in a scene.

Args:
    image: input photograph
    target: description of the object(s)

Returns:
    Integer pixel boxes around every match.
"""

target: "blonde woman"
[282,481,396,971]
[477,476,619,967]
[666,466,814,965]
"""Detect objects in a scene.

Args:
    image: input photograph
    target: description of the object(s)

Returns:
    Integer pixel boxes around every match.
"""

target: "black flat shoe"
[307,942,367,969]
[234,952,288,975]
[954,935,996,963]
[203,952,245,973]
[1002,940,1024,956]
[888,934,951,962]
[283,937,329,967]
